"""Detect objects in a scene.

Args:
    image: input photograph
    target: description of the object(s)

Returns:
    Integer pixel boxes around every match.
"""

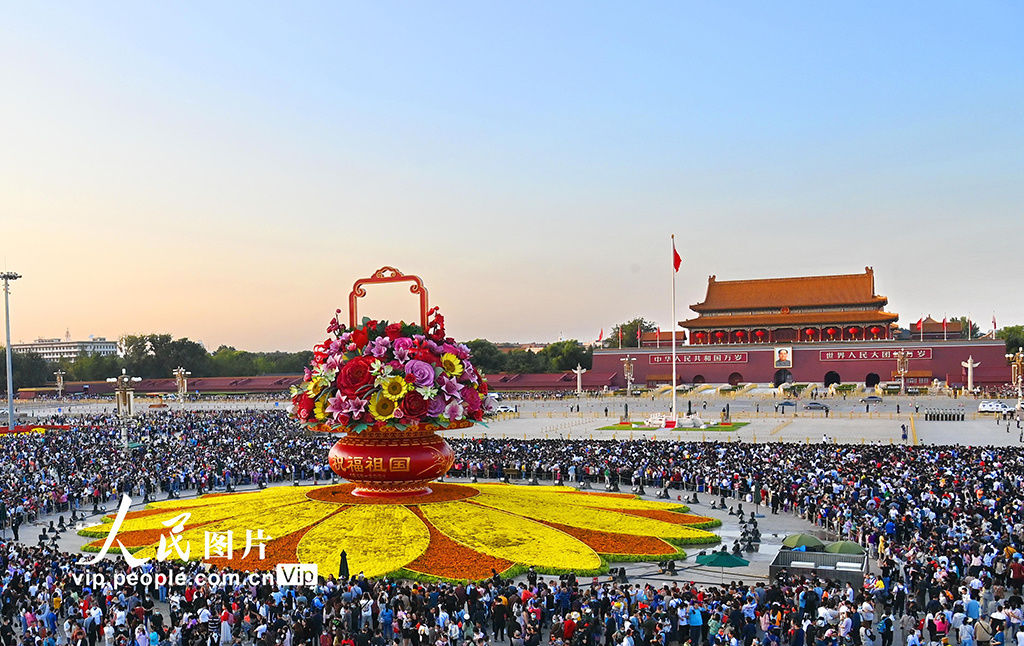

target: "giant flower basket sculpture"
[289,267,488,496]
[79,267,722,582]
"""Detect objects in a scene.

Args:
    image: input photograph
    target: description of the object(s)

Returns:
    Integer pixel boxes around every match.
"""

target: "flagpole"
[671,235,678,422]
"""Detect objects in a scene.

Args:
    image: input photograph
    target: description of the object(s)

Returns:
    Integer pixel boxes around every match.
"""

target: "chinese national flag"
[915,318,923,330]
[673,241,682,272]
[942,317,947,331]
[598,328,603,342]
[636,327,642,344]
[656,327,661,340]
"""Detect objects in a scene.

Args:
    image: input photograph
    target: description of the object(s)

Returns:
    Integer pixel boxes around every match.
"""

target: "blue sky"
[1,3,1021,350]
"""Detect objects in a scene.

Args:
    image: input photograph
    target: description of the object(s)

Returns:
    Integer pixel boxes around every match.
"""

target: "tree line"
[8,316,1014,389]
[0,333,314,389]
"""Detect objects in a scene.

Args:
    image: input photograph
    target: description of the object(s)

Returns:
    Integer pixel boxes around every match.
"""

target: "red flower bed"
[540,521,676,556]
[405,507,513,580]
[227,507,349,571]
[605,508,715,525]
[307,483,478,505]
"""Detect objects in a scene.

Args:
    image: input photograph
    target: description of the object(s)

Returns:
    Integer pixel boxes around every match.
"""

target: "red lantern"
[715,331,724,338]
[826,327,836,336]
[870,326,881,335]
[755,330,764,337]
[805,328,815,337]
[736,330,745,337]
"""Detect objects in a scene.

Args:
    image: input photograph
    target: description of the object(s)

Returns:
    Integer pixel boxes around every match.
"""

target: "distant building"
[591,267,1010,388]
[495,343,549,354]
[680,267,898,344]
[12,337,118,362]
[640,330,687,348]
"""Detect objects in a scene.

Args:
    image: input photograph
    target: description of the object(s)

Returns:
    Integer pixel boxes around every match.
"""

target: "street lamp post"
[1007,346,1024,413]
[53,369,66,399]
[107,368,143,417]
[172,366,191,409]
[894,347,911,395]
[1,272,21,429]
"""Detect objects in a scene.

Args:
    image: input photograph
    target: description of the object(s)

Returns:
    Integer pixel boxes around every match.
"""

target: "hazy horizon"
[2,3,1021,352]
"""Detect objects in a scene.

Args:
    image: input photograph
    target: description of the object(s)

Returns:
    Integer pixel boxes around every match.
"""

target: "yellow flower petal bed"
[418,501,602,572]
[472,484,692,512]
[81,488,319,537]
[297,505,430,578]
[471,488,717,542]
[129,499,341,562]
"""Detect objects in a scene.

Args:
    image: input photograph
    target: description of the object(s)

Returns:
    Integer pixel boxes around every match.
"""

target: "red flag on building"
[942,317,947,330]
[636,327,642,346]
[993,314,997,330]
[598,328,603,342]
[656,327,661,348]
[915,318,923,330]
[673,241,682,272]
[618,327,622,348]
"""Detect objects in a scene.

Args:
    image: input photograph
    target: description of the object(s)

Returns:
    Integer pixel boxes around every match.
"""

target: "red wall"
[593,340,1010,387]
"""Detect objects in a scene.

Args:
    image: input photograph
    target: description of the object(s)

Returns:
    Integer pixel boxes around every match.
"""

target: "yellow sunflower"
[368,393,397,421]
[381,375,410,401]
[313,399,327,421]
[440,353,463,376]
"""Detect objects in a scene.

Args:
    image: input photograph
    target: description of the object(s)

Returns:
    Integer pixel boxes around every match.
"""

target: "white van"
[978,401,1011,413]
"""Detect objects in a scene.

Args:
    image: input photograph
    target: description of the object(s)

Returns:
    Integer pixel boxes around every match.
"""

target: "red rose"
[411,348,438,365]
[351,328,369,349]
[294,393,315,420]
[402,390,430,419]
[385,323,403,341]
[461,386,482,413]
[337,356,373,393]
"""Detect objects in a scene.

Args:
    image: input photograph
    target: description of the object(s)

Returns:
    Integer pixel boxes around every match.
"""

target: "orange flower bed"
[405,506,513,580]
[307,483,477,505]
[605,508,715,525]
[541,521,677,556]
[102,505,203,523]
[84,521,215,551]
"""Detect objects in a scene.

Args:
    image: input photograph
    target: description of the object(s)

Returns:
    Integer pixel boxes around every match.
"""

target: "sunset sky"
[2,3,1021,351]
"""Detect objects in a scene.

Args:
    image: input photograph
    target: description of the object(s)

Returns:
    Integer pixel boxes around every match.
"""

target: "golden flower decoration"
[440,353,463,377]
[368,393,398,421]
[78,483,720,582]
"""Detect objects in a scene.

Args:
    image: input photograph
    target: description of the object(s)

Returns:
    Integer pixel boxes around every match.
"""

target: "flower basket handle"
[349,266,429,330]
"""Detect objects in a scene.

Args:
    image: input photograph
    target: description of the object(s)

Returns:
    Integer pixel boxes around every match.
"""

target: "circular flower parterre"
[290,308,492,434]
[79,484,721,582]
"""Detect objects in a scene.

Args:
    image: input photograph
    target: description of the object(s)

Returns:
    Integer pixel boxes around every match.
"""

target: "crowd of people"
[2,410,1024,646]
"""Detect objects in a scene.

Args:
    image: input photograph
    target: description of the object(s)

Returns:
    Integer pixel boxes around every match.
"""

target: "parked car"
[978,401,1012,413]
[860,395,883,404]
[804,401,830,411]
[494,405,516,414]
